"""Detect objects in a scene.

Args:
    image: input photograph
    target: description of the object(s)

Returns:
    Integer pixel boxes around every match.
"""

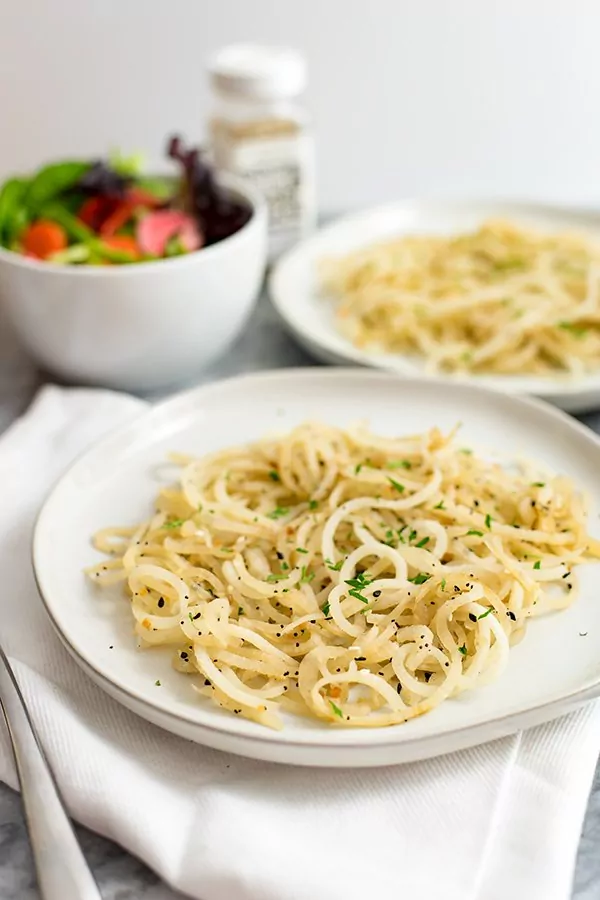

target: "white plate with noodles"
[270,201,600,413]
[33,369,600,767]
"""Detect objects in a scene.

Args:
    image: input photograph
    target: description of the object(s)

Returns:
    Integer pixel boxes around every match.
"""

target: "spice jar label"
[214,133,315,255]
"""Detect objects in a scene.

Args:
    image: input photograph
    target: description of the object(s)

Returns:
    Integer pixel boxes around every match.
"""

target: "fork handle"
[0,647,102,899]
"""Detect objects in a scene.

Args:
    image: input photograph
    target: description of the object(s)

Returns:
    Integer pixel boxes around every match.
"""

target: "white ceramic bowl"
[0,178,267,392]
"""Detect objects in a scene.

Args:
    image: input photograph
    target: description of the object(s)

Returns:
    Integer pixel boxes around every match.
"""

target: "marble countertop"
[1,291,600,899]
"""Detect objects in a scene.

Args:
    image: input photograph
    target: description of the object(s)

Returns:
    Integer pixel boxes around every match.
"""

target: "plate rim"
[268,198,600,403]
[31,367,600,754]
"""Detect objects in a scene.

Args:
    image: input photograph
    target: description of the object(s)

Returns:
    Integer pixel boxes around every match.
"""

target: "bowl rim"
[0,173,267,277]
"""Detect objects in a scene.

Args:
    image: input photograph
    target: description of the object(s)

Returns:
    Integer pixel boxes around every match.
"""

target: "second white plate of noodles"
[33,369,600,767]
[270,201,600,413]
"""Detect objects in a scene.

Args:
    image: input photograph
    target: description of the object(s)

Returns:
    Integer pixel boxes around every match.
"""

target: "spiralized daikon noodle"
[87,422,600,729]
[321,219,600,375]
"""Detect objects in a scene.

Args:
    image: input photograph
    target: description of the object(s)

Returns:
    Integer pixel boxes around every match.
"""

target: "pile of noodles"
[88,421,600,729]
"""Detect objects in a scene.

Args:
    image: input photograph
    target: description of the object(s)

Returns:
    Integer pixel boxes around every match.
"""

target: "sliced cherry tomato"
[78,196,119,231]
[126,187,164,208]
[99,201,135,238]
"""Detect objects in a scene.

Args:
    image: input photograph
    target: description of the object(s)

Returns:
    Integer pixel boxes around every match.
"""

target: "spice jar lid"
[209,44,307,101]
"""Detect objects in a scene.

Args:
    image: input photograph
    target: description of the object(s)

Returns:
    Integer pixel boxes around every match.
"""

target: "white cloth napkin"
[1,385,600,900]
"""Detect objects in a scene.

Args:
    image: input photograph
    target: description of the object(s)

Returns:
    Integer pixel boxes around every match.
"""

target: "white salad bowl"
[0,177,267,392]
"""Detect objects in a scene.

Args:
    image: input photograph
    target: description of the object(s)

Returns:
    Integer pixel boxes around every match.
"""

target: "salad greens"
[0,136,251,266]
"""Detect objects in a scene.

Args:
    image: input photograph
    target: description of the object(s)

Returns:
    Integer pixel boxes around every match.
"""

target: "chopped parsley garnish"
[163,518,185,529]
[326,559,344,571]
[296,547,308,554]
[238,606,244,615]
[485,513,492,530]
[388,460,412,469]
[558,321,588,338]
[531,482,545,488]
[345,573,373,589]
[533,560,541,570]
[466,529,484,537]
[434,500,445,510]
[348,589,369,604]
[300,566,315,584]
[478,608,493,620]
[281,562,290,570]
[441,578,447,591]
[267,506,289,520]
[493,256,524,272]
[330,700,343,718]
[345,572,372,603]
[188,612,194,622]
[408,529,418,543]
[266,573,289,583]
[155,679,161,686]
[355,458,373,475]
[308,500,318,510]
[321,601,331,617]
[460,448,473,455]
[458,645,467,656]
[387,477,405,493]
[268,470,280,482]
[408,572,431,585]
[415,536,430,548]
[385,529,395,542]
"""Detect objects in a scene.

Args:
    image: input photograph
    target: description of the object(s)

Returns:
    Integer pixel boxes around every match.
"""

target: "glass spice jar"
[208,43,316,259]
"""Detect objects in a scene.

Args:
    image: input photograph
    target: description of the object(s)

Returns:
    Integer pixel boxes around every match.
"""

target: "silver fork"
[0,646,102,899]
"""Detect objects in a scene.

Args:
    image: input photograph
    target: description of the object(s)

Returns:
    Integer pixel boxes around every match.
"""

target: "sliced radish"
[136,210,203,257]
